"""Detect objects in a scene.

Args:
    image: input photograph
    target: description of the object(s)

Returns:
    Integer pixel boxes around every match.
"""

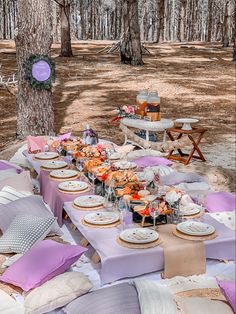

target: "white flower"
[165,191,181,205]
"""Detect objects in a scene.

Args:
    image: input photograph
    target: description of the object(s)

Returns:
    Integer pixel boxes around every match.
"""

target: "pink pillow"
[134,156,172,168]
[217,280,236,312]
[0,240,87,291]
[207,192,236,213]
[0,171,33,193]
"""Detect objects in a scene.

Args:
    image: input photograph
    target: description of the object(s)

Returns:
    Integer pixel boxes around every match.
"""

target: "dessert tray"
[50,169,78,179]
[108,153,122,160]
[34,152,59,160]
[176,221,215,236]
[113,161,137,170]
[83,211,120,225]
[74,195,105,208]
[179,203,202,216]
[41,160,67,170]
[175,118,199,131]
[119,228,159,244]
[58,181,89,192]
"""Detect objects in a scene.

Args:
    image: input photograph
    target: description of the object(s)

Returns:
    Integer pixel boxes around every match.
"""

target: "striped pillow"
[0,186,31,205]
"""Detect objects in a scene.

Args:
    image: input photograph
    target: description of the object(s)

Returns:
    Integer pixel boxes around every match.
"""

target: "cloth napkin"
[58,132,71,142]
[206,192,236,213]
[27,136,46,153]
[159,224,206,279]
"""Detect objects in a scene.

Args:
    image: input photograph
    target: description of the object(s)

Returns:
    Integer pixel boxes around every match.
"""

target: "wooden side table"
[166,127,207,165]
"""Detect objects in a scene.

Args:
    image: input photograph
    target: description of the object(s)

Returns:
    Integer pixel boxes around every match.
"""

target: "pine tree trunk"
[120,0,143,65]
[222,0,230,47]
[60,1,73,57]
[15,0,54,138]
[207,0,213,42]
[156,0,165,43]
[232,0,236,60]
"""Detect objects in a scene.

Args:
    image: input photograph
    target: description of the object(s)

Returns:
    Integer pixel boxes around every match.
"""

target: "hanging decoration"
[23,54,55,90]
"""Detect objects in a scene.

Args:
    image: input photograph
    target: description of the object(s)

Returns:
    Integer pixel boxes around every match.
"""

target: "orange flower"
[101,173,108,181]
[132,194,140,200]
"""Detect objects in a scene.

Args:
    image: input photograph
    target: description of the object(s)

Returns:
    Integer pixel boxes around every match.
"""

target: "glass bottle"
[136,90,148,118]
[146,92,161,121]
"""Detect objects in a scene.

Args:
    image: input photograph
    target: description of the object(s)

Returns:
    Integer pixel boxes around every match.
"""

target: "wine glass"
[88,172,96,194]
[57,144,63,156]
[149,200,160,230]
[76,159,84,172]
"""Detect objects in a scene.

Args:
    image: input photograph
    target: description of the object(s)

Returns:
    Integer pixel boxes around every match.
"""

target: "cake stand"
[175,118,199,131]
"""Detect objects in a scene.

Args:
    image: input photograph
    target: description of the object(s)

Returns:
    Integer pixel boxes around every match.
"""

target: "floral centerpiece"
[165,187,185,223]
[165,187,184,208]
[109,105,136,125]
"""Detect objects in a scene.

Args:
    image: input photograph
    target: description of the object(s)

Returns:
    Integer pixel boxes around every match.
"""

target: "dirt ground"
[0,40,235,190]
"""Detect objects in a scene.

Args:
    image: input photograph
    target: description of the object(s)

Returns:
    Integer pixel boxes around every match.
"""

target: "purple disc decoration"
[32,60,51,82]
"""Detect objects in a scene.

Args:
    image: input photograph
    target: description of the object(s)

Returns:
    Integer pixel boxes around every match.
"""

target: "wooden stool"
[166,127,207,165]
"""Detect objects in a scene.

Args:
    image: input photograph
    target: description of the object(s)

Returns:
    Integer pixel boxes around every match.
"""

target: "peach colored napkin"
[158,224,206,278]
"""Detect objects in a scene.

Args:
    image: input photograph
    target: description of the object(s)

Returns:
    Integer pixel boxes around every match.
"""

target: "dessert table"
[120,118,174,149]
[64,202,235,285]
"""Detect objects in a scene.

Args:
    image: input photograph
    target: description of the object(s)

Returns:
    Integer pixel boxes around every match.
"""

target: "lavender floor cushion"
[0,160,22,173]
[63,283,141,314]
[162,172,204,186]
[0,240,87,292]
[0,195,62,236]
[134,156,172,169]
[207,192,236,213]
[217,280,236,312]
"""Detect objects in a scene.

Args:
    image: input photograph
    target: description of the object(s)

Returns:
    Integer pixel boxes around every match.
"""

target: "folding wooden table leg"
[185,133,206,165]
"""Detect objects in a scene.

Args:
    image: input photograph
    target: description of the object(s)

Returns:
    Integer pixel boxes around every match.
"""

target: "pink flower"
[127,106,135,114]
[122,105,135,114]
[96,143,104,152]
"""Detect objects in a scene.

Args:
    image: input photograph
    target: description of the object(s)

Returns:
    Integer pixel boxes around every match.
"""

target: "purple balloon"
[32,60,51,82]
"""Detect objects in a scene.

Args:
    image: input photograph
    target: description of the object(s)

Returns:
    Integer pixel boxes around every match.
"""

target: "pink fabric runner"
[39,170,92,226]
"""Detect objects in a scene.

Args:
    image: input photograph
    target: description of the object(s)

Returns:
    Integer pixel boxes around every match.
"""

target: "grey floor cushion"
[0,214,56,254]
[0,195,62,236]
[63,282,141,314]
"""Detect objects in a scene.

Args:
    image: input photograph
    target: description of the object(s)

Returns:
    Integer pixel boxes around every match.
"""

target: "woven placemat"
[48,174,80,181]
[72,204,104,211]
[182,209,205,219]
[117,237,162,249]
[82,219,121,228]
[175,288,226,301]
[58,187,91,195]
[173,228,218,241]
[41,165,68,171]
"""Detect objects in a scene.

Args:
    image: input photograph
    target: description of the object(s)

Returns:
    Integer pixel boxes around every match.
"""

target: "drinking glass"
[57,145,63,155]
[149,200,160,230]
[88,172,96,193]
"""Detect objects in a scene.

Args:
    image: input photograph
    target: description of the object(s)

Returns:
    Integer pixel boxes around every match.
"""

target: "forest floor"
[0,40,235,191]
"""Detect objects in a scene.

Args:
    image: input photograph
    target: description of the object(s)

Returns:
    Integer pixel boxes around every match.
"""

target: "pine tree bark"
[156,0,165,43]
[207,0,213,42]
[120,0,143,65]
[222,0,230,47]
[15,0,54,138]
[232,0,236,60]
[60,1,73,57]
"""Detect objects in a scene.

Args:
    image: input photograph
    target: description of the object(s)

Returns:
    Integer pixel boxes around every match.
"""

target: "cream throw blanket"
[133,279,179,314]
